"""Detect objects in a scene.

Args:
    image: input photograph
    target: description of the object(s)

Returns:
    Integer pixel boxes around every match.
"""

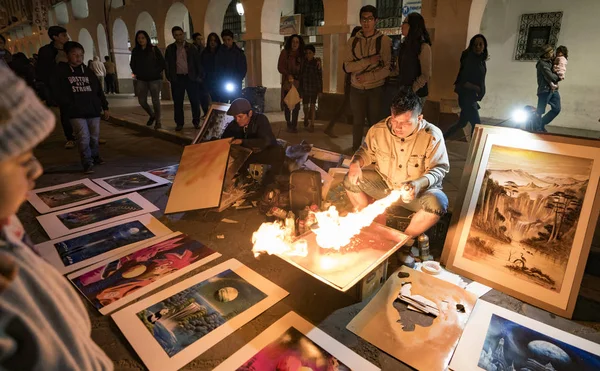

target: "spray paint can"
[418,233,432,261]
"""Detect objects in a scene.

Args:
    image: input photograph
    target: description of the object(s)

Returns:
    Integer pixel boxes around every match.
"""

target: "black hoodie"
[53,62,109,119]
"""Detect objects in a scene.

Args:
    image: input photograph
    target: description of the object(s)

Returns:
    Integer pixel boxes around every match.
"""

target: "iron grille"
[294,0,324,28]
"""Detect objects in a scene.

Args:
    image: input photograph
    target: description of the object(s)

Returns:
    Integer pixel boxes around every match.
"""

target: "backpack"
[351,34,384,61]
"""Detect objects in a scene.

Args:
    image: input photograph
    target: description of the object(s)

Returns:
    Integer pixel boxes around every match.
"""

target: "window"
[376,0,402,28]
[294,0,324,28]
[223,0,242,39]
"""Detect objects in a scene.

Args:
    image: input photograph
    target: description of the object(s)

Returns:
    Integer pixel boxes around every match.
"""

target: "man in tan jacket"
[344,87,449,240]
[344,5,392,151]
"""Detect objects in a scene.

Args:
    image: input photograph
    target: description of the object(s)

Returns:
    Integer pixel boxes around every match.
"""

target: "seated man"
[221,98,285,181]
[344,87,449,239]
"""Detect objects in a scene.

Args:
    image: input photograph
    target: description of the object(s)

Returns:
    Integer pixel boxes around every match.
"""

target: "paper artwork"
[27,179,111,214]
[93,171,170,194]
[68,232,220,315]
[148,164,179,182]
[214,311,380,371]
[35,214,172,275]
[193,103,232,144]
[37,192,159,239]
[112,259,288,371]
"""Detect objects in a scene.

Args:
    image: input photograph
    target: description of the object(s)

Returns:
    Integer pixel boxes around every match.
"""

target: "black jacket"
[52,63,109,119]
[398,40,429,97]
[200,49,219,88]
[36,42,59,86]
[536,58,560,95]
[130,46,166,82]
[454,50,487,101]
[221,113,276,151]
[215,43,247,84]
[164,42,203,82]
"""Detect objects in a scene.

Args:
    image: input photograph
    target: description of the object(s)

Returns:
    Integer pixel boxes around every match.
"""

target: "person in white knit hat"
[0,65,113,371]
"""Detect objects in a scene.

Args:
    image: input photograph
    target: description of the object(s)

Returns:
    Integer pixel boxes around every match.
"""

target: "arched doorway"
[223,0,243,42]
[71,0,89,20]
[205,0,231,38]
[78,28,95,60]
[164,2,193,46]
[112,18,131,91]
[136,11,158,46]
[97,24,109,60]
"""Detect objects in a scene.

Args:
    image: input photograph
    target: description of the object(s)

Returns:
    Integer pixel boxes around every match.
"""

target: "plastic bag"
[283,85,301,110]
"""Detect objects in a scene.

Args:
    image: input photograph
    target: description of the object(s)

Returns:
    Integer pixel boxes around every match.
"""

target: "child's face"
[556,51,564,58]
[305,50,315,60]
[0,151,42,221]
[68,48,84,67]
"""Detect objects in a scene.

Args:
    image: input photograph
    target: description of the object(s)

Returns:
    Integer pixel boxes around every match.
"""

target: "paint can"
[418,233,432,261]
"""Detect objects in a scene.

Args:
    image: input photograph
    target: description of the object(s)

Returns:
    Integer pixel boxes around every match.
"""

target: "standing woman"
[444,34,488,139]
[278,34,304,133]
[130,30,166,130]
[201,32,222,103]
[398,13,432,104]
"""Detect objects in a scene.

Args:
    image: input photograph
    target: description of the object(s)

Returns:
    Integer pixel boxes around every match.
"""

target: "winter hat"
[0,64,55,161]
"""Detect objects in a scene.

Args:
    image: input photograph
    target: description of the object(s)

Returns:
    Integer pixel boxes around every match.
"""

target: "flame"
[251,190,402,258]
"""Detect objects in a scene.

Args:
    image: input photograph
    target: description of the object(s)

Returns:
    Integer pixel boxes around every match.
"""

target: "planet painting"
[217,287,239,302]
[478,314,600,371]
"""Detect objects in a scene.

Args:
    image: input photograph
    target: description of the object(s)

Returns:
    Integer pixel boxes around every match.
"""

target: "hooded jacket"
[454,50,487,102]
[130,45,166,82]
[215,43,247,84]
[36,42,60,86]
[536,58,560,95]
[53,62,109,119]
[343,29,392,90]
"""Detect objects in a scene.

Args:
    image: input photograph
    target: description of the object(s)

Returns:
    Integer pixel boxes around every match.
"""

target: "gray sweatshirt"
[0,215,113,371]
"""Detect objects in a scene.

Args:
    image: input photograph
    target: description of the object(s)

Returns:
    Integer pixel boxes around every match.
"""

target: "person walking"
[9,52,36,88]
[536,44,561,132]
[130,30,166,130]
[324,26,362,138]
[278,34,304,133]
[103,56,117,94]
[0,34,12,65]
[192,32,210,117]
[344,5,392,151]
[215,29,247,103]
[37,25,75,149]
[53,42,110,174]
[444,34,488,140]
[299,44,322,133]
[201,32,222,103]
[89,56,106,92]
[164,26,203,131]
[397,12,432,106]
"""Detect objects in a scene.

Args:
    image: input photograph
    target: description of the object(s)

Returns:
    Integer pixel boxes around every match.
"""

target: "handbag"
[283,85,301,110]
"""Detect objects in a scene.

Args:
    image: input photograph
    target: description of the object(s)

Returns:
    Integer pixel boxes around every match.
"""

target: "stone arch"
[97,24,109,60]
[205,0,231,37]
[112,18,131,79]
[467,0,488,47]
[164,2,193,45]
[111,0,124,9]
[53,2,69,25]
[135,11,158,46]
[71,0,89,20]
[78,28,95,59]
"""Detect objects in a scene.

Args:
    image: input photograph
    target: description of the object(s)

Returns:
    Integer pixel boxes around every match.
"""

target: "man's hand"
[369,55,381,64]
[400,181,421,203]
[103,110,110,121]
[348,162,363,186]
[288,75,294,83]
[231,139,243,145]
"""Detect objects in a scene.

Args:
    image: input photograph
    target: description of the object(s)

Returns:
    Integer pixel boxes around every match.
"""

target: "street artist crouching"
[221,98,285,184]
[344,87,449,240]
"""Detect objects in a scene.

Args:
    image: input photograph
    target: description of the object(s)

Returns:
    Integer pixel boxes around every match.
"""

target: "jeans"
[104,74,116,94]
[343,168,449,216]
[59,107,75,141]
[537,90,561,129]
[171,74,201,127]
[350,86,385,151]
[136,80,162,123]
[444,94,481,138]
[71,118,100,167]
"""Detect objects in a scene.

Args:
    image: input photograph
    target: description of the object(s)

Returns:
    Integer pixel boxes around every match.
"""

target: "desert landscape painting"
[463,145,592,293]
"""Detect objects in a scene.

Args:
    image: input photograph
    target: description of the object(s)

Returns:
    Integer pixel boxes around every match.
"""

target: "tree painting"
[463,145,592,292]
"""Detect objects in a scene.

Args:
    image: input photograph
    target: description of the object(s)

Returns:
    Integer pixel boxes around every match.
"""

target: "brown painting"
[347,266,477,371]
[165,139,231,213]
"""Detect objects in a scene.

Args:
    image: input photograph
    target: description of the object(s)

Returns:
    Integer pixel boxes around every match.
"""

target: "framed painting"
[68,232,220,315]
[192,103,232,144]
[111,259,288,371]
[147,164,179,182]
[93,171,171,194]
[27,179,111,214]
[214,311,380,371]
[444,129,600,317]
[515,12,563,61]
[37,192,159,239]
[35,215,172,275]
[449,300,600,370]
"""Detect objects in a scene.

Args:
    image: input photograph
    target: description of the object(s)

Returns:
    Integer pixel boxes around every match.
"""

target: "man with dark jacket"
[165,26,203,131]
[215,29,247,103]
[192,32,210,117]
[536,44,561,132]
[221,98,284,178]
[37,25,76,148]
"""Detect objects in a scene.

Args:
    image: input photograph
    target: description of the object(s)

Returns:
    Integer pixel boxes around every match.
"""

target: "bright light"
[225,82,235,92]
[512,108,529,124]
[236,2,244,16]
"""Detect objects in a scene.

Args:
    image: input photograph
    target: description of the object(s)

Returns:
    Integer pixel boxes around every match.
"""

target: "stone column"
[319,25,352,94]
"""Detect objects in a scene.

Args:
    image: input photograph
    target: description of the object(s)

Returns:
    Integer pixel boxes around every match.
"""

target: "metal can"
[418,233,432,261]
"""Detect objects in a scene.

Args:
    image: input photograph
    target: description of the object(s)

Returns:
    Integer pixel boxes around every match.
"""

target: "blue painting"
[137,269,267,357]
[479,314,600,371]
[54,220,155,266]
[57,198,143,229]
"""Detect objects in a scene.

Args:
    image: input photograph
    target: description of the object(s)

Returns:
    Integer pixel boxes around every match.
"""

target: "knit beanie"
[0,64,55,161]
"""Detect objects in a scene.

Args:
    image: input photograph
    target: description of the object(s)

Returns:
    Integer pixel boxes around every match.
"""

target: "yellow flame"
[251,190,402,258]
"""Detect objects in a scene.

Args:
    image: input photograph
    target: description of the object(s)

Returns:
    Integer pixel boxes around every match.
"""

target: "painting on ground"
[148,164,179,182]
[214,312,380,371]
[35,215,172,275]
[449,300,600,371]
[193,103,232,143]
[27,179,111,214]
[93,171,170,194]
[112,259,288,371]
[68,232,220,314]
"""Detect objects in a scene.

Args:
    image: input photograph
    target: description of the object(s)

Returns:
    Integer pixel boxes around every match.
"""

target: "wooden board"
[165,139,231,214]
